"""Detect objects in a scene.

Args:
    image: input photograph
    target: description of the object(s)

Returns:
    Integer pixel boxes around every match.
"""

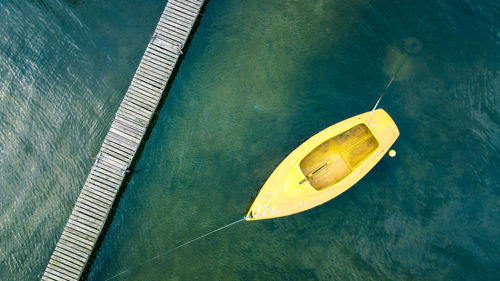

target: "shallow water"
[0,0,499,280]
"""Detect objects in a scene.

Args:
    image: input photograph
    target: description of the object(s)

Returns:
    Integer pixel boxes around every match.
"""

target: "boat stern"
[365,109,399,151]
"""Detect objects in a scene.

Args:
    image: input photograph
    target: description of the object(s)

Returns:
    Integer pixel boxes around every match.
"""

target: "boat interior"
[299,124,379,190]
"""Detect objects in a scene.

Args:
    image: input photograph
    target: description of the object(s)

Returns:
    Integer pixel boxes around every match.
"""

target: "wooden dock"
[42,1,205,280]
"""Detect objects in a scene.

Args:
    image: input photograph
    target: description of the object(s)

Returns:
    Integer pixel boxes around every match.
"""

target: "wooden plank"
[53,247,86,265]
[99,146,134,166]
[70,213,102,230]
[167,2,198,18]
[89,168,123,186]
[84,183,117,201]
[49,252,83,273]
[120,98,155,117]
[55,241,88,260]
[102,139,137,158]
[46,262,79,280]
[163,9,195,25]
[86,179,120,198]
[159,16,191,33]
[106,124,142,149]
[58,236,93,257]
[63,224,97,245]
[42,271,67,281]
[118,101,154,120]
[98,144,134,164]
[74,201,107,220]
[127,82,162,100]
[67,218,99,235]
[105,130,139,151]
[74,201,107,219]
[138,56,171,73]
[48,257,81,275]
[48,255,82,275]
[133,69,166,89]
[128,82,164,102]
[87,173,123,191]
[177,0,203,10]
[51,247,86,265]
[81,188,113,206]
[44,267,72,281]
[80,190,111,209]
[130,74,167,94]
[154,28,185,45]
[123,95,156,113]
[160,21,190,38]
[51,252,84,273]
[137,62,170,82]
[109,126,142,144]
[128,79,166,100]
[147,41,180,60]
[145,43,178,61]
[94,161,127,178]
[113,116,148,135]
[124,88,160,107]
[162,10,193,28]
[133,72,165,90]
[127,85,162,104]
[61,230,94,249]
[88,172,122,190]
[125,90,161,110]
[171,0,201,14]
[115,109,150,126]
[78,191,111,210]
[41,274,58,281]
[164,9,195,24]
[142,52,175,72]
[140,53,173,71]
[183,0,204,5]
[101,143,134,162]
[98,154,128,172]
[120,99,155,118]
[149,38,181,56]
[129,82,162,101]
[57,239,90,258]
[147,46,179,63]
[104,134,140,152]
[49,252,83,272]
[98,149,133,169]
[156,23,188,41]
[60,231,94,252]
[100,144,134,164]
[92,165,125,180]
[71,210,104,227]
[145,45,178,64]
[160,12,192,29]
[135,68,168,89]
[93,161,124,179]
[158,20,190,37]
[125,88,160,107]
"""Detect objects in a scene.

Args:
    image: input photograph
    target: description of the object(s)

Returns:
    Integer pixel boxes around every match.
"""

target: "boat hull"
[246,109,399,221]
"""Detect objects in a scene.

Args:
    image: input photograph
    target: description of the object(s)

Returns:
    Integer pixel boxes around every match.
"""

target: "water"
[0,0,498,280]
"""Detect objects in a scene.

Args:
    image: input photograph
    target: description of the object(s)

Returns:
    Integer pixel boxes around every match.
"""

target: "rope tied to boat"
[367,46,414,124]
[103,216,246,281]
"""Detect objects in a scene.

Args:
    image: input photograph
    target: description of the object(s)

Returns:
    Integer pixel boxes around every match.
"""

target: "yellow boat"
[245,109,399,221]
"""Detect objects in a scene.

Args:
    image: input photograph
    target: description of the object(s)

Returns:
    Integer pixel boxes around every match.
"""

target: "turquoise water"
[1,0,499,280]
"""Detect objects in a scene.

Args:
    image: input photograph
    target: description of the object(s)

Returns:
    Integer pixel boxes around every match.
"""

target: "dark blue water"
[0,0,499,280]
